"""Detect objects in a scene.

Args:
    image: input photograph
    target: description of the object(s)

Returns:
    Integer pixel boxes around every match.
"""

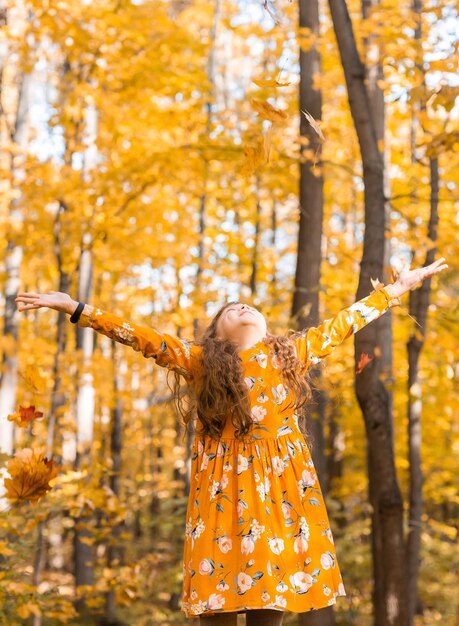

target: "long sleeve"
[294,286,401,368]
[77,304,198,379]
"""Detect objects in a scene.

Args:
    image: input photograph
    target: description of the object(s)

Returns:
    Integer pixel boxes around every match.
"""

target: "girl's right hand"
[15,291,78,315]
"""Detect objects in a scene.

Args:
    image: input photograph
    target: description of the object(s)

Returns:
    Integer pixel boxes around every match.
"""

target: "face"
[216,302,267,345]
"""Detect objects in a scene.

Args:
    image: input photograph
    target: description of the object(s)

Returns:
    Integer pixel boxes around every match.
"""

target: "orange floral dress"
[77,286,400,618]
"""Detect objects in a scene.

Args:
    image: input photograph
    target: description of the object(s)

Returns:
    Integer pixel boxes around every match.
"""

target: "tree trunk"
[73,101,98,615]
[105,341,124,624]
[269,199,278,306]
[328,2,407,625]
[0,5,32,455]
[32,227,71,626]
[405,3,439,623]
[294,3,333,625]
[361,1,396,619]
[250,174,262,296]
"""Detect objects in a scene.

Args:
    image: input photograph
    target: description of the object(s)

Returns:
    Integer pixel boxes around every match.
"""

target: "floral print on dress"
[77,288,399,618]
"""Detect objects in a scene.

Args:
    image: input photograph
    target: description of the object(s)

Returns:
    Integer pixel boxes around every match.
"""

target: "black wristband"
[70,301,85,324]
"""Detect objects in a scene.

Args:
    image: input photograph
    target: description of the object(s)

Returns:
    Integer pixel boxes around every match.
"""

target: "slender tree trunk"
[250,175,262,296]
[32,226,70,626]
[361,2,395,619]
[361,0,394,409]
[269,199,278,306]
[105,341,124,624]
[0,5,31,454]
[405,3,438,623]
[328,2,407,625]
[294,4,332,625]
[73,101,98,615]
[73,236,96,614]
[294,0,326,477]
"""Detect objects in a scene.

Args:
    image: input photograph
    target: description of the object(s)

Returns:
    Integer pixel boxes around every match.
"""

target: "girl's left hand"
[389,256,448,297]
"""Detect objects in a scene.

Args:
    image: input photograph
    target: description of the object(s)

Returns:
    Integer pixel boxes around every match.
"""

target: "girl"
[15,257,447,625]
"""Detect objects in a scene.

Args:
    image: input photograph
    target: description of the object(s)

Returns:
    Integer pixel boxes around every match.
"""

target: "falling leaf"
[7,405,44,428]
[301,109,325,142]
[356,352,375,374]
[251,98,288,123]
[3,448,60,504]
[252,78,291,88]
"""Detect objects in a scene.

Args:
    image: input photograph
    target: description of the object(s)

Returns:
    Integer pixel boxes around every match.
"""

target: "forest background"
[0,0,457,625]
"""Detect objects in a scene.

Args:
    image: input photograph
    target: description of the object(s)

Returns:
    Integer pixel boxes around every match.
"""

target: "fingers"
[15,293,43,312]
[421,259,448,280]
[426,257,448,272]
[429,257,445,268]
[17,303,41,311]
[15,293,41,303]
[15,294,40,300]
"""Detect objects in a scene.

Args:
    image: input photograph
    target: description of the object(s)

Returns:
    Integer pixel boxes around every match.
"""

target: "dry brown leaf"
[4,448,60,504]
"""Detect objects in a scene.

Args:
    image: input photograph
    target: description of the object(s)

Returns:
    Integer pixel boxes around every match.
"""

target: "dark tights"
[199,609,284,625]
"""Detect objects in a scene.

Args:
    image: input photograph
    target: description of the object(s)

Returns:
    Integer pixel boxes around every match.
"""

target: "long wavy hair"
[169,301,315,446]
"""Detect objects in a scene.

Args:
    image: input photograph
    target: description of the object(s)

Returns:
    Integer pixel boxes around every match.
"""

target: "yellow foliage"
[17,602,41,619]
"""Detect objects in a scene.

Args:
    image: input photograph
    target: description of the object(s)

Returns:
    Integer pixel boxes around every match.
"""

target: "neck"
[234,331,266,352]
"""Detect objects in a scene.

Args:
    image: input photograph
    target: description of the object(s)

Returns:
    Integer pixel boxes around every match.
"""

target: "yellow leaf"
[252,78,291,88]
[17,602,41,619]
[250,98,288,123]
[4,448,60,504]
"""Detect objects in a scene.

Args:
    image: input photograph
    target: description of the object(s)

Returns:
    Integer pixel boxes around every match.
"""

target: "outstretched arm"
[294,286,398,366]
[15,291,196,379]
[76,303,195,377]
[294,256,448,367]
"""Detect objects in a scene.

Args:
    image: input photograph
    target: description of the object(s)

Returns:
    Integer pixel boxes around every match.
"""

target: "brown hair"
[170,301,315,445]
